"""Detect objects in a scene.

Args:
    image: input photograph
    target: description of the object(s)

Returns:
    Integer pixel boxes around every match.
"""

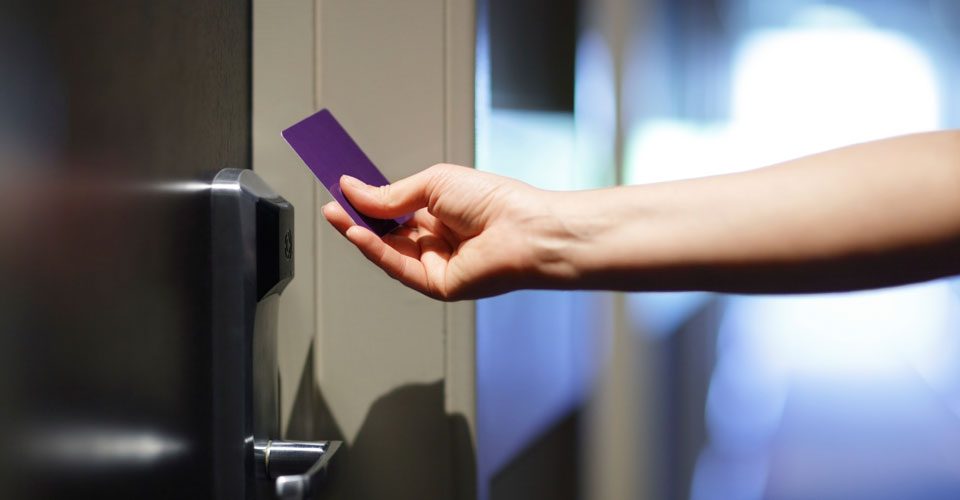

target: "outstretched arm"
[323,131,960,299]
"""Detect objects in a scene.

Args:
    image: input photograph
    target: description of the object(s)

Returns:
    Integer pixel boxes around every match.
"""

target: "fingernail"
[341,175,365,188]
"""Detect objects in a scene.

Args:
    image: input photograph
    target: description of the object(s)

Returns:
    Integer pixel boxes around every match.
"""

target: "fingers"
[324,202,455,248]
[321,201,353,236]
[417,234,450,297]
[323,199,454,298]
[405,208,458,248]
[339,164,455,219]
[384,229,422,260]
[324,201,422,275]
[343,225,432,295]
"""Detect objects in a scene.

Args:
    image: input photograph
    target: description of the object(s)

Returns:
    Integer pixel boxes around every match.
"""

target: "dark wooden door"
[0,1,250,498]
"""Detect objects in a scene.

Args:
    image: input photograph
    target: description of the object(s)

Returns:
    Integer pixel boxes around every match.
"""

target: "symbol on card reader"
[284,230,293,260]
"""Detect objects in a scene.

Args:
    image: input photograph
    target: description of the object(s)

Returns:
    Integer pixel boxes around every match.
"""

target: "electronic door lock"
[212,169,338,499]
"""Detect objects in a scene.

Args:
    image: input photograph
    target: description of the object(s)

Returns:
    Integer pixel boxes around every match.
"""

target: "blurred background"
[2,0,960,499]
[477,0,960,499]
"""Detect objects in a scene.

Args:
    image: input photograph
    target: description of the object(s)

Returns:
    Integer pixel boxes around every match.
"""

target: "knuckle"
[375,184,393,209]
[428,163,461,178]
[425,164,459,198]
[393,255,408,281]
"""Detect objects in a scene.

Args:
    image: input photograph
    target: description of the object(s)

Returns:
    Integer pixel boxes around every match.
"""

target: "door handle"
[254,440,342,500]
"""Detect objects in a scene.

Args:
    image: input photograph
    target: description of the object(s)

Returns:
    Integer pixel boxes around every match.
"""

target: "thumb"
[339,164,447,219]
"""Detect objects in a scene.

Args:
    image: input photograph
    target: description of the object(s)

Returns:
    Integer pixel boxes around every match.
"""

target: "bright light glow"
[627,5,946,363]
[625,120,745,185]
[731,23,940,159]
[26,425,189,467]
[625,13,940,185]
[478,28,615,190]
[625,13,945,344]
[647,6,953,499]
[721,282,956,381]
[478,110,576,190]
[574,29,617,189]
[150,181,212,193]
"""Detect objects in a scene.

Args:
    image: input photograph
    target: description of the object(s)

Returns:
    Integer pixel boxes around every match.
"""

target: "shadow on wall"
[286,341,476,500]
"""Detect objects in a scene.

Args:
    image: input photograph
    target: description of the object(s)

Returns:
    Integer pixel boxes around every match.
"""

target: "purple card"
[282,109,407,236]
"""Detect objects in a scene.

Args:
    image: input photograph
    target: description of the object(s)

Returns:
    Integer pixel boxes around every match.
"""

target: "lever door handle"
[254,440,341,500]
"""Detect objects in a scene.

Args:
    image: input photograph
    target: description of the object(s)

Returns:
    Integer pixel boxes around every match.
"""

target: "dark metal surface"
[0,1,250,499]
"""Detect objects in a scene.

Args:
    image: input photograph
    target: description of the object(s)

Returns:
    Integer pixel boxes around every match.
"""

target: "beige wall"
[253,1,476,498]
[252,0,318,435]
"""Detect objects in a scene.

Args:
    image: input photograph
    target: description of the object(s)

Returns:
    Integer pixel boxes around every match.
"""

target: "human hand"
[322,164,563,300]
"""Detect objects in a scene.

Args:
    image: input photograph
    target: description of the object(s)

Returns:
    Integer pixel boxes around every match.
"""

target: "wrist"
[526,184,683,291]
[525,189,611,288]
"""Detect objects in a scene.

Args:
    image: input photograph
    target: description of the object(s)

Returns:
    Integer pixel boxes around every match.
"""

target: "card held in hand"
[282,109,407,237]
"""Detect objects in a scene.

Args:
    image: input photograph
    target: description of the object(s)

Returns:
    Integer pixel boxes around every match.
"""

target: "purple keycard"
[282,109,408,237]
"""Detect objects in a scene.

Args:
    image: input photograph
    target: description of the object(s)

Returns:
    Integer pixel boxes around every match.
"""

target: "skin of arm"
[322,130,960,300]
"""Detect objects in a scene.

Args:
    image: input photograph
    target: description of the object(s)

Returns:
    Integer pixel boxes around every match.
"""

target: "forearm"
[538,131,960,293]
